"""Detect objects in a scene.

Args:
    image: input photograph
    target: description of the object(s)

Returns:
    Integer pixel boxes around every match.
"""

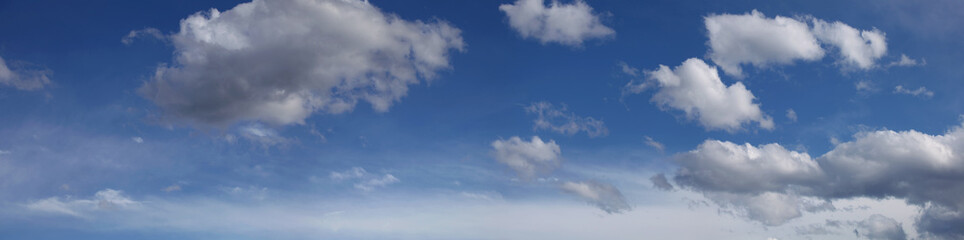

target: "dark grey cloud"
[140,0,464,127]
[649,173,674,191]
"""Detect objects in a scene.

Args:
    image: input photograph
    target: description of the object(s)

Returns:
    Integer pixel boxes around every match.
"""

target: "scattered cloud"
[887,54,925,67]
[491,136,562,179]
[0,55,51,91]
[139,0,465,127]
[499,0,614,46]
[162,184,182,193]
[525,101,608,137]
[786,109,798,122]
[560,180,631,214]
[131,137,144,143]
[893,85,934,98]
[121,28,165,45]
[238,123,291,147]
[643,136,665,152]
[627,58,774,132]
[856,80,878,94]
[328,167,399,191]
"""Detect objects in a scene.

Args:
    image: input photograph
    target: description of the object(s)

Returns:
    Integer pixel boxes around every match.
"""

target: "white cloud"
[162,184,182,192]
[491,136,561,179]
[499,0,614,46]
[560,180,631,214]
[139,0,464,127]
[705,10,824,77]
[25,189,139,217]
[0,55,51,91]
[525,101,608,137]
[131,137,144,143]
[705,10,890,76]
[811,19,887,69]
[632,58,774,131]
[674,140,823,194]
[893,85,933,98]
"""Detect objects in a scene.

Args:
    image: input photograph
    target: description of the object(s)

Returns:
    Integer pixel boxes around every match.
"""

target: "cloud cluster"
[665,120,964,238]
[706,10,888,76]
[560,180,631,214]
[491,136,561,179]
[0,55,51,91]
[499,0,614,46]
[525,101,608,137]
[140,0,464,127]
[628,58,774,131]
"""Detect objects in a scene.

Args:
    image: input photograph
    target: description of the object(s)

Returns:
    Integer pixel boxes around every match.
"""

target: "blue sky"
[2,0,964,239]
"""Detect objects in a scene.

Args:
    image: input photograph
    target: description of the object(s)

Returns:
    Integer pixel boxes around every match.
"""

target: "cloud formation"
[665,120,964,237]
[525,101,608,138]
[499,0,614,46]
[560,180,631,214]
[140,0,464,127]
[0,55,51,91]
[491,136,561,179]
[705,10,889,76]
[628,58,774,131]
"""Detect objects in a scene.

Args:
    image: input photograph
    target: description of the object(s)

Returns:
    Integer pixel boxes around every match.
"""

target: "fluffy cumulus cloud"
[0,55,51,91]
[630,58,773,131]
[525,101,608,138]
[560,180,631,214]
[491,136,561,179]
[665,120,964,237]
[811,19,887,69]
[705,10,889,76]
[140,0,464,127]
[499,0,614,46]
[705,10,824,77]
